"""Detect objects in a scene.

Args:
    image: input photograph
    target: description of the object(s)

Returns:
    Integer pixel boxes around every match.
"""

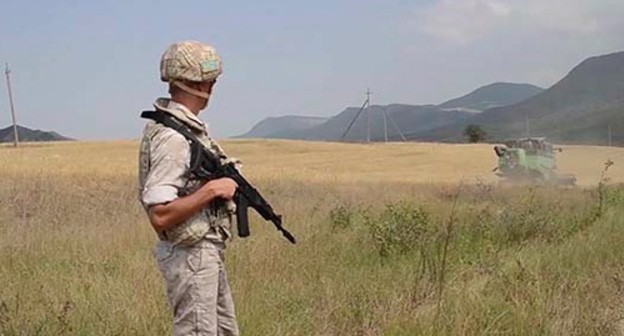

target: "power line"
[340,96,369,142]
[387,111,407,141]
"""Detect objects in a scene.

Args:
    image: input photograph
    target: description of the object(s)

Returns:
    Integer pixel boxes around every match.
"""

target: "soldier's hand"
[204,178,238,200]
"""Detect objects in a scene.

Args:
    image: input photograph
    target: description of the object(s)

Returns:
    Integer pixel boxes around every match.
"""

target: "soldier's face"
[198,80,215,94]
[197,80,216,110]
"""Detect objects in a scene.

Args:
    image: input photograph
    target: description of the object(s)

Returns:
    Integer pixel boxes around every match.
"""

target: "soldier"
[138,40,239,336]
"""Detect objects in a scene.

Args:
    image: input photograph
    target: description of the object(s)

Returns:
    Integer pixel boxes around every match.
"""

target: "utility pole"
[525,114,530,138]
[608,124,612,147]
[5,63,19,147]
[365,88,372,143]
[383,110,388,142]
[341,87,406,143]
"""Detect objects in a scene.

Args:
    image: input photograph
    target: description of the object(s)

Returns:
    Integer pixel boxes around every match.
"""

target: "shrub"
[364,202,431,257]
[329,204,353,230]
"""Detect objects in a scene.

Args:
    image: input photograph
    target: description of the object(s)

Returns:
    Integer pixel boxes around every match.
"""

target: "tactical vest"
[139,114,234,246]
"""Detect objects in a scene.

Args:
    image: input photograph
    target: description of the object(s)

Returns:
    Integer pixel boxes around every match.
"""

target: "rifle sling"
[141,110,213,178]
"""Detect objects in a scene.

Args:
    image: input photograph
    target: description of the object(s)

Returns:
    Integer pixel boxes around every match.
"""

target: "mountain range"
[238,115,328,138]
[414,51,624,144]
[0,125,72,143]
[438,82,544,112]
[237,82,544,140]
[238,50,624,145]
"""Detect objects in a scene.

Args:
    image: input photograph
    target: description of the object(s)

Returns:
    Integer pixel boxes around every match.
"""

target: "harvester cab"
[493,137,576,185]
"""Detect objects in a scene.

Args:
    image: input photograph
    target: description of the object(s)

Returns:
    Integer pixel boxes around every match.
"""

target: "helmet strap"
[172,81,210,100]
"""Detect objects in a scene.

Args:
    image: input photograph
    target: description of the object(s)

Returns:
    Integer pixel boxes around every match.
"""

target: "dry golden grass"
[2,139,622,185]
[1,139,623,335]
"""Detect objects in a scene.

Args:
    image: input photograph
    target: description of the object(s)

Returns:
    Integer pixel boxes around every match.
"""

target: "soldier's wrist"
[200,184,217,204]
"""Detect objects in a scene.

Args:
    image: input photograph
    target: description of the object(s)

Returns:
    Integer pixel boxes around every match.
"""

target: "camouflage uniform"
[138,41,239,336]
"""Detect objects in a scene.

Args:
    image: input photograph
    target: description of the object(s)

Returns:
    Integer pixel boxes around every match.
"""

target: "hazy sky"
[0,0,622,139]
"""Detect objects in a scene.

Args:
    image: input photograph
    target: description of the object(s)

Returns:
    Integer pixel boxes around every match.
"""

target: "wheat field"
[1,140,623,335]
[2,139,623,184]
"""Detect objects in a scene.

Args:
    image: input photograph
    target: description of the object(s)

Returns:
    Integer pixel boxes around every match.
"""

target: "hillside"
[439,82,544,112]
[0,125,72,143]
[276,104,475,141]
[237,82,543,141]
[236,115,328,138]
[414,51,624,144]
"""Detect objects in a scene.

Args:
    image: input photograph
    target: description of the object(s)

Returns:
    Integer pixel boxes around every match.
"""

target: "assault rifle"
[141,110,296,244]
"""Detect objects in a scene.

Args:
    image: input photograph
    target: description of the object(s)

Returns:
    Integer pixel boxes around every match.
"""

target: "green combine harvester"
[493,137,577,185]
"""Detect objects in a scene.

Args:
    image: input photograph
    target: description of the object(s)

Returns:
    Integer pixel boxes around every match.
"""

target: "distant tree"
[463,124,487,143]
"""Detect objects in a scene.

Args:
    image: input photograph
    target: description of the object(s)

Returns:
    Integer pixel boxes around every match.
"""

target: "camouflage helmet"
[160,41,223,84]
